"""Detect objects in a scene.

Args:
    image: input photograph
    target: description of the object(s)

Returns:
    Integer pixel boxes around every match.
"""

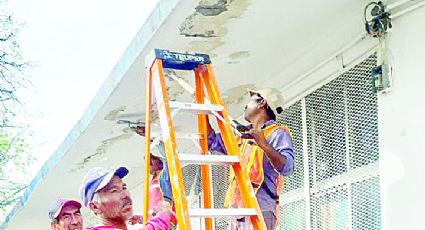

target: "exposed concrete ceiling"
[3,0,394,229]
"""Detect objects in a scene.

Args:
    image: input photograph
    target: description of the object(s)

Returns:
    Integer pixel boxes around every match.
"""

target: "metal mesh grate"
[277,54,381,230]
[212,165,230,229]
[181,162,230,229]
[279,200,306,230]
[344,58,379,170]
[182,164,202,206]
[276,100,306,229]
[306,75,347,186]
[351,176,381,229]
[311,187,349,230]
[276,100,304,193]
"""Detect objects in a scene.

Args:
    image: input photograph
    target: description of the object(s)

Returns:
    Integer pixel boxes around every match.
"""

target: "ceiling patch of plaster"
[196,0,228,16]
[229,51,250,60]
[115,113,145,120]
[167,83,186,101]
[126,109,159,126]
[162,69,190,101]
[223,83,254,105]
[69,132,134,172]
[226,51,250,64]
[180,0,249,47]
[104,106,126,121]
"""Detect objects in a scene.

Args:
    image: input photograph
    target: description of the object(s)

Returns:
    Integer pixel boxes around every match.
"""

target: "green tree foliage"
[0,130,34,218]
[0,0,34,222]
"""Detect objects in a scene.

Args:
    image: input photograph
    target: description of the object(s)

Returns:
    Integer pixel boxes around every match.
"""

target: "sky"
[7,0,160,173]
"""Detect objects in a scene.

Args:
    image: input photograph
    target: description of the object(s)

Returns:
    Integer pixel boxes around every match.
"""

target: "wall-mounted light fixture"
[364,1,393,93]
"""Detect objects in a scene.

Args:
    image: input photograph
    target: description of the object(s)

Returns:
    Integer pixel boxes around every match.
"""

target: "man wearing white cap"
[79,166,171,230]
[207,88,295,230]
[48,199,83,230]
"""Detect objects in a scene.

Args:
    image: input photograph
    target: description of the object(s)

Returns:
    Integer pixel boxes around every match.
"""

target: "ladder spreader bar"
[188,208,257,217]
[178,154,239,165]
[169,102,223,114]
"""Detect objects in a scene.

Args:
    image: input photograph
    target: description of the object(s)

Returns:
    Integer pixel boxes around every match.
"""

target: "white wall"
[379,5,425,230]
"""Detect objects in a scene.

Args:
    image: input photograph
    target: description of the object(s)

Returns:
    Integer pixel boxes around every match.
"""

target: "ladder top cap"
[145,49,211,70]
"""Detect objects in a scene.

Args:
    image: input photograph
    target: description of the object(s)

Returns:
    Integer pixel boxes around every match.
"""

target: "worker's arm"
[206,117,227,154]
[142,201,171,230]
[249,127,294,174]
[157,141,173,202]
[206,116,214,137]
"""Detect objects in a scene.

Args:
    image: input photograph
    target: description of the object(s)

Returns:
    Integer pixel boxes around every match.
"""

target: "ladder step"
[189,208,257,218]
[175,133,203,140]
[179,154,239,165]
[170,102,223,114]
[150,132,203,140]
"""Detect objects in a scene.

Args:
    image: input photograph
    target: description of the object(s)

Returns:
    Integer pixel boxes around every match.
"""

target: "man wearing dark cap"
[207,88,295,230]
[79,166,171,230]
[48,199,83,230]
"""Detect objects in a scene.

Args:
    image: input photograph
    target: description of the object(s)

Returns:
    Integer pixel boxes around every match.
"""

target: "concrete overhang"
[2,0,380,229]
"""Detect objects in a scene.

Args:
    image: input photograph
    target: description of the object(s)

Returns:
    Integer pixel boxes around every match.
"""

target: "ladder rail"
[142,67,152,226]
[199,64,267,229]
[150,59,192,229]
[195,67,213,230]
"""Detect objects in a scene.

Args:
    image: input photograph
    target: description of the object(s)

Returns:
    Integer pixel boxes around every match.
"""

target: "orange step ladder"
[143,49,267,230]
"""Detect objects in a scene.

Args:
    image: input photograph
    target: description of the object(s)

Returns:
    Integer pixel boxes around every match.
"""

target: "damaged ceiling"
[3,0,381,229]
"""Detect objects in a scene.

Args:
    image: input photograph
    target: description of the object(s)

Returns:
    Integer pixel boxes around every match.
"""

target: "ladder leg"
[199,64,240,157]
[143,67,152,226]
[195,67,213,230]
[199,64,267,230]
[151,59,192,230]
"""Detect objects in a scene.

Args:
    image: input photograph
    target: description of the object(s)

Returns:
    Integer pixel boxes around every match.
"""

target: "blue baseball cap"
[79,167,129,207]
[48,199,82,221]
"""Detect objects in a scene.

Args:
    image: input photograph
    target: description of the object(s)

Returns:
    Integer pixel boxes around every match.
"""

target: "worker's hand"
[152,201,172,216]
[247,126,267,148]
[131,126,146,136]
[128,215,142,225]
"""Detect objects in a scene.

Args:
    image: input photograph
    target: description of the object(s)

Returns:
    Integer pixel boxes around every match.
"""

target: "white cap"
[150,141,166,159]
[248,88,284,116]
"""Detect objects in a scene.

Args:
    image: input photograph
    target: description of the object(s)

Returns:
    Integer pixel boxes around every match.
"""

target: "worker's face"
[93,176,133,221]
[51,205,83,230]
[150,154,163,174]
[244,93,263,122]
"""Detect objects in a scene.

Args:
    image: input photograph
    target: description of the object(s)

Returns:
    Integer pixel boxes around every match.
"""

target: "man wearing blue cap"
[79,166,171,230]
[48,199,83,230]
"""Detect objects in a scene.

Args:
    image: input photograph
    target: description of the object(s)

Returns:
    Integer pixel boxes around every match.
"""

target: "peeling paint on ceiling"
[229,50,250,59]
[196,0,228,16]
[180,0,249,55]
[226,51,250,64]
[104,106,126,121]
[223,83,254,105]
[163,69,187,101]
[69,132,134,172]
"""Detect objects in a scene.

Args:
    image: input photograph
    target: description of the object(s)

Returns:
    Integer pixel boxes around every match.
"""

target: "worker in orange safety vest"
[207,88,295,230]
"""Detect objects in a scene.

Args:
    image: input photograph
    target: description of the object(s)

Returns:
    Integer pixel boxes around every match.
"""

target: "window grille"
[277,54,381,230]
